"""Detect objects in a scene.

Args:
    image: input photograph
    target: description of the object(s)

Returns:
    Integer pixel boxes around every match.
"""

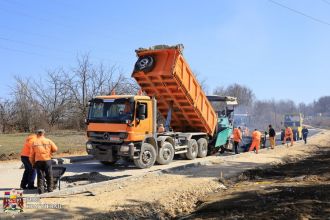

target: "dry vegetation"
[0,130,86,160]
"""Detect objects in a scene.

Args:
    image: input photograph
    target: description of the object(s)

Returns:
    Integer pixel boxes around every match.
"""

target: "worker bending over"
[282,126,294,146]
[249,129,262,154]
[29,129,58,194]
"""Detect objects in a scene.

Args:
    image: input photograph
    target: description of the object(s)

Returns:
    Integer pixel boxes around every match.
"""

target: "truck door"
[135,101,152,137]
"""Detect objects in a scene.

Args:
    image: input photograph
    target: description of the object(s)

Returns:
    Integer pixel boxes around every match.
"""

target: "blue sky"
[0,0,329,104]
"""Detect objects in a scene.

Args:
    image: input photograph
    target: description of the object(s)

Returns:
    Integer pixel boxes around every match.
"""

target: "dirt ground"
[189,146,330,219]
[4,130,329,220]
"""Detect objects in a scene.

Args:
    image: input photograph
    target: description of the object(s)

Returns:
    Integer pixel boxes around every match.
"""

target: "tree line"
[214,83,330,130]
[0,57,329,133]
[0,55,139,133]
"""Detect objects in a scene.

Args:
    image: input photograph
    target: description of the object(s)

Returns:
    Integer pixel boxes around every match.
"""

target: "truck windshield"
[88,99,134,123]
[284,122,301,127]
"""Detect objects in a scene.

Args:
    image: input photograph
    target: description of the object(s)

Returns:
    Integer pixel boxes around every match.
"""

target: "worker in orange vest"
[282,126,294,146]
[29,129,58,194]
[20,133,37,189]
[248,129,262,154]
[233,127,242,154]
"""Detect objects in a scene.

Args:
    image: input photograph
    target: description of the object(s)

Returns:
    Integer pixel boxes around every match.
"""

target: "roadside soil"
[6,130,329,220]
[188,145,330,219]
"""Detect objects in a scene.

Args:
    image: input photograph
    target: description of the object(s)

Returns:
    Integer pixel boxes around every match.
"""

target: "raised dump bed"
[132,44,217,136]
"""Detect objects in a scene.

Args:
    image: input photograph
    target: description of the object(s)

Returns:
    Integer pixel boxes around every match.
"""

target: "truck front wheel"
[197,138,208,158]
[185,139,198,160]
[156,141,174,165]
[134,143,156,169]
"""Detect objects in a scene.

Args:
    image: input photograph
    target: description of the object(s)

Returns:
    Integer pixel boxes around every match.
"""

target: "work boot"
[38,188,45,194]
[27,186,37,190]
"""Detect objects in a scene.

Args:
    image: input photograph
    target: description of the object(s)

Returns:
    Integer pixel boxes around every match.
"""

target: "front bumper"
[86,142,137,160]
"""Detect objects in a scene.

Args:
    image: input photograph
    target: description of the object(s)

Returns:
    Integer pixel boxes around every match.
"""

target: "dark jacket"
[269,127,276,137]
[302,128,309,136]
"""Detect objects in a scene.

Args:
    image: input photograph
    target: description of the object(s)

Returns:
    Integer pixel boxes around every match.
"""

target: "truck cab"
[86,95,156,166]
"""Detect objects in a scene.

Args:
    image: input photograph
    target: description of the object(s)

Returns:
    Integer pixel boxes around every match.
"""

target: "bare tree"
[213,83,255,114]
[11,76,37,132]
[0,99,16,133]
[31,69,71,128]
[314,96,330,115]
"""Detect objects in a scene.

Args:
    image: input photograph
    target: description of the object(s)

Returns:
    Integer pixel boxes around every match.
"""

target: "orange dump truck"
[86,45,227,168]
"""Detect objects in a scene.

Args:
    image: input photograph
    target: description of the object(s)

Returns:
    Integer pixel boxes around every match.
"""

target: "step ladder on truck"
[85,44,238,168]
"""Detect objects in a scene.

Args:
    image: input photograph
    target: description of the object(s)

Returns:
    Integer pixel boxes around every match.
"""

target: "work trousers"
[20,156,36,188]
[269,136,276,149]
[249,141,260,154]
[35,160,53,194]
[283,135,294,146]
[233,141,240,154]
[303,135,308,144]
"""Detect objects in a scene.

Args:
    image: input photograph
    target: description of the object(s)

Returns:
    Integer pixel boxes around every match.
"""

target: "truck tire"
[134,143,156,169]
[134,56,154,72]
[100,161,117,165]
[197,138,208,158]
[156,141,174,165]
[185,139,198,160]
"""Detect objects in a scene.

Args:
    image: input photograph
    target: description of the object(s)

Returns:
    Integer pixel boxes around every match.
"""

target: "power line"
[321,0,330,5]
[0,36,71,53]
[0,24,64,41]
[0,45,45,57]
[268,0,330,27]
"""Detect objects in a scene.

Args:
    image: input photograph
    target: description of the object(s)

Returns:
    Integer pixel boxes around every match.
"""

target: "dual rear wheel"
[133,137,209,169]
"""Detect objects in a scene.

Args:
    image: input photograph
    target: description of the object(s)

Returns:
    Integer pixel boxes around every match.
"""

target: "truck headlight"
[86,143,93,150]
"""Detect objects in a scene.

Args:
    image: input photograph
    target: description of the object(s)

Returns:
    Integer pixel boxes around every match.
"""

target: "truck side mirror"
[137,104,146,120]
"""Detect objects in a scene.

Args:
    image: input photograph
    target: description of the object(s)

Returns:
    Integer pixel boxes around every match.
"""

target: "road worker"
[302,126,309,144]
[20,133,37,189]
[282,126,294,146]
[248,129,262,154]
[268,124,276,149]
[29,129,58,194]
[233,127,242,154]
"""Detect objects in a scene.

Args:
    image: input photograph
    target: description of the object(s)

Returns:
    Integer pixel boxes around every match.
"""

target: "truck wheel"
[134,143,156,169]
[156,141,174,165]
[134,56,154,72]
[185,139,198,160]
[100,161,117,165]
[197,138,208,158]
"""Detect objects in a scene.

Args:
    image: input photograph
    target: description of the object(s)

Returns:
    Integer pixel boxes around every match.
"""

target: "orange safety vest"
[20,134,37,157]
[252,130,261,142]
[29,136,58,165]
[233,128,242,142]
[285,127,293,136]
